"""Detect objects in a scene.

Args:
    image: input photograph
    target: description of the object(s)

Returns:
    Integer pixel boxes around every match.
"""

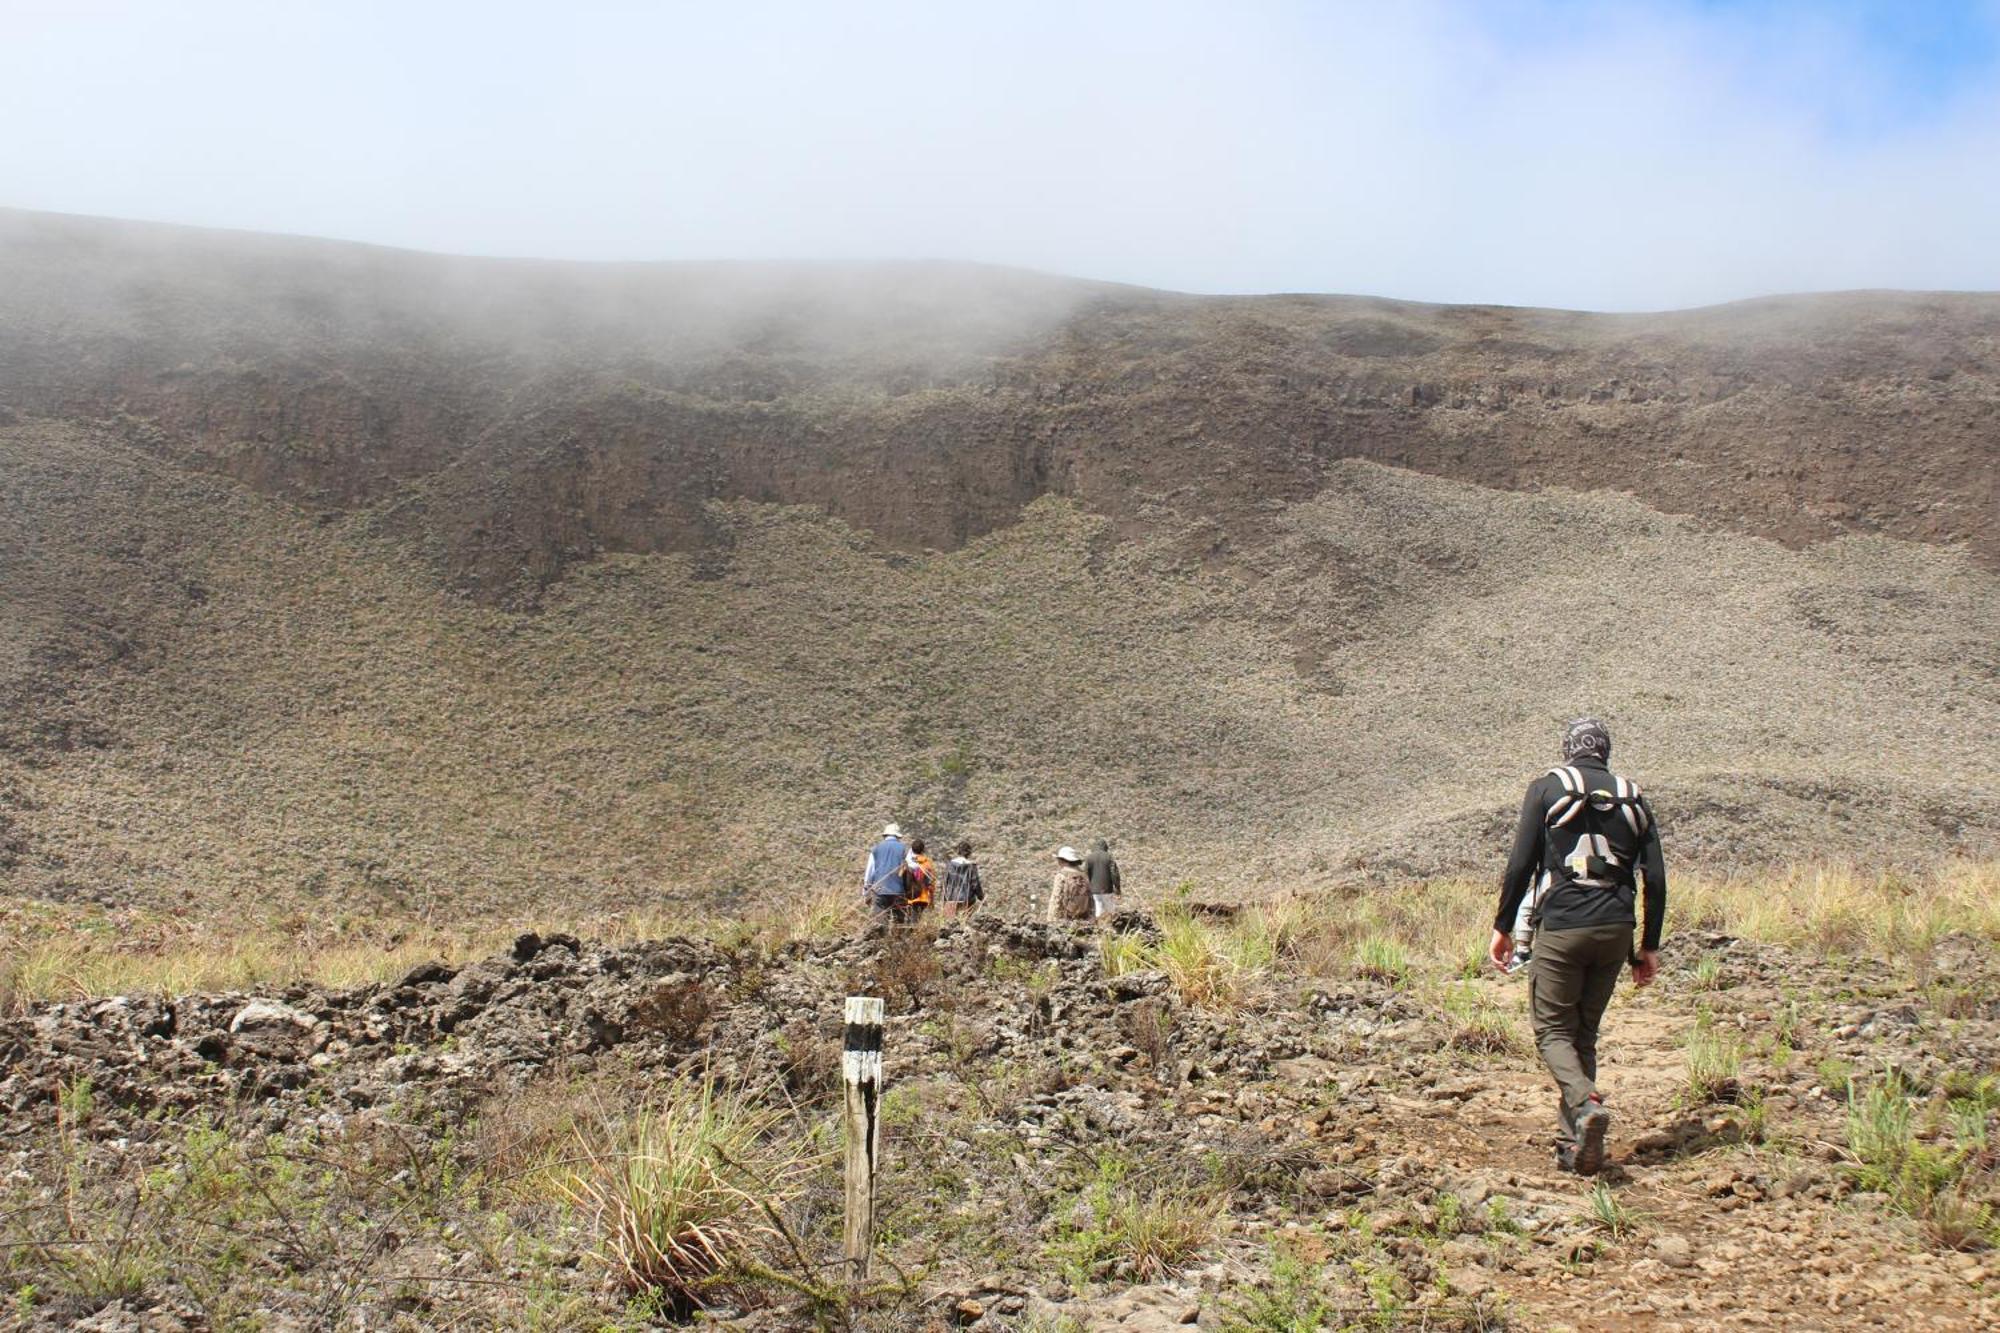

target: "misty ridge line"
[2,205,1995,321]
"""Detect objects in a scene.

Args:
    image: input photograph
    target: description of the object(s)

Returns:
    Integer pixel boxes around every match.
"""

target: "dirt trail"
[1388,974,1992,1329]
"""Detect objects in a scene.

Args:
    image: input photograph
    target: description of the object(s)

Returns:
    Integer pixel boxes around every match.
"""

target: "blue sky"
[3,0,1997,309]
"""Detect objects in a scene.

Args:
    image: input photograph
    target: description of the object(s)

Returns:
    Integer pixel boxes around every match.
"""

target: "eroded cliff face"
[3,208,1993,606]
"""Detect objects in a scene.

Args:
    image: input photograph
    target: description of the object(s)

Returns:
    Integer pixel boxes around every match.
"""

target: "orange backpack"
[905,855,935,907]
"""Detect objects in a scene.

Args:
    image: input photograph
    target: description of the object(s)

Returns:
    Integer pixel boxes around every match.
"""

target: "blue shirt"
[863,837,906,899]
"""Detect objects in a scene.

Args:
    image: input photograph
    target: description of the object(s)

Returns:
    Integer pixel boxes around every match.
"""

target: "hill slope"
[1,210,1996,913]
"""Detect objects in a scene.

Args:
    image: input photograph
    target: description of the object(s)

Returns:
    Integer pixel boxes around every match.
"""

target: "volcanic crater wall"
[2,208,1993,606]
[2,209,1997,910]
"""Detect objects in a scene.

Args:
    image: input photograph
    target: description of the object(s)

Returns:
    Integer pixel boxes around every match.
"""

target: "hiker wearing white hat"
[1047,845,1093,922]
[861,823,908,915]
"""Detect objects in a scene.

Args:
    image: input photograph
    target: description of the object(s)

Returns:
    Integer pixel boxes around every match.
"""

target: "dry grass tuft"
[0,901,515,1011]
[1672,861,2000,962]
[1154,912,1247,1007]
[1683,1020,1745,1105]
[559,1078,815,1309]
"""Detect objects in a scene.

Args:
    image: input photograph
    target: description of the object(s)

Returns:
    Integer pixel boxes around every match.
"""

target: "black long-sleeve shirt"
[1493,760,1667,951]
[1084,843,1121,896]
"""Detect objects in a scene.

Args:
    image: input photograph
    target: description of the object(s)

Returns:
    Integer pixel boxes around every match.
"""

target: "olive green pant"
[1528,924,1633,1145]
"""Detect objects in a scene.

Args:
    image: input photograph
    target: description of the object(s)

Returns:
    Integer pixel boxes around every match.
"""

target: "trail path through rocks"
[3,919,1996,1329]
[1377,976,1992,1329]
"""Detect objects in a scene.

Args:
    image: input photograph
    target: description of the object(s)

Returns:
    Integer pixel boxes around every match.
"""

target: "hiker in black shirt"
[1489,717,1666,1175]
[1083,837,1121,918]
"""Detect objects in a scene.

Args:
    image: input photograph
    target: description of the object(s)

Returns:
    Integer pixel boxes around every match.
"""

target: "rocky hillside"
[5,905,1998,1328]
[1,209,1996,914]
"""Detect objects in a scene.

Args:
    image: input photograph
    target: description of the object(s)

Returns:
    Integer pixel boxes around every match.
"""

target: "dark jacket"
[1494,760,1666,950]
[1084,840,1121,896]
[940,856,984,905]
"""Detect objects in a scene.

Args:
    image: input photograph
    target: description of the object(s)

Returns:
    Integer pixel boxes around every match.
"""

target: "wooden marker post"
[842,995,885,1282]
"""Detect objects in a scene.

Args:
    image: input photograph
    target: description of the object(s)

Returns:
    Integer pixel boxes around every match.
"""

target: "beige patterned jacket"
[1047,865,1092,921]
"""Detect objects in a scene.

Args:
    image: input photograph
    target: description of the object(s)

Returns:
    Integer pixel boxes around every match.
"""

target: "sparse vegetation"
[3,217,1998,1330]
[1844,1076,2000,1250]
[1438,982,1522,1054]
[1219,1241,1340,1331]
[1352,936,1411,987]
[1048,1156,1221,1286]
[1683,1021,1745,1104]
[1585,1182,1640,1240]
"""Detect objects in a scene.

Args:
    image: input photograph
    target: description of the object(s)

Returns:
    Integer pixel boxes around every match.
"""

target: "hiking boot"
[1505,945,1532,975]
[1554,1142,1581,1174]
[1574,1098,1611,1176]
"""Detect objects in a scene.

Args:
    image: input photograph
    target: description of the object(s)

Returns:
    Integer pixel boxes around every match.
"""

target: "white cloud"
[0,0,1995,309]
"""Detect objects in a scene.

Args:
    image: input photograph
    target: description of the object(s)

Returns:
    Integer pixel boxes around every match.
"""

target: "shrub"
[1734,1091,1771,1145]
[1844,1077,1998,1249]
[560,1078,811,1310]
[873,929,941,1011]
[1220,1243,1338,1332]
[774,1018,841,1101]
[1118,997,1177,1069]
[1847,1080,1917,1190]
[1049,1156,1220,1285]
[626,979,713,1044]
[1772,997,1805,1047]
[1925,1187,1998,1251]
[473,1076,625,1199]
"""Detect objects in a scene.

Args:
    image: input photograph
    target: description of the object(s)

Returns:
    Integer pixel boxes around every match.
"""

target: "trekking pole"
[841,995,884,1282]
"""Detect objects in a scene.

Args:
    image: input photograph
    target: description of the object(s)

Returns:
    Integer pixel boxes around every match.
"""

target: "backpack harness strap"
[1543,767,1647,889]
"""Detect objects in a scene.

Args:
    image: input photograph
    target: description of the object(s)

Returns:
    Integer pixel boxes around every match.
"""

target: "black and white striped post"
[842,995,884,1282]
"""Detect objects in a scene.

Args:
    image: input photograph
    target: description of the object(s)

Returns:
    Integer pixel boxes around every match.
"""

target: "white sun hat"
[883,822,904,838]
[1055,845,1082,864]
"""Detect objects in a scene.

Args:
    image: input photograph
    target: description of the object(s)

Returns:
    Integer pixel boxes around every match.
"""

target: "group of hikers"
[859,823,987,920]
[858,826,1124,922]
[854,716,1665,1179]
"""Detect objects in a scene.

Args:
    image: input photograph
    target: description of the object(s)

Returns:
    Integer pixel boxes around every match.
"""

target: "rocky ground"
[3,908,1996,1330]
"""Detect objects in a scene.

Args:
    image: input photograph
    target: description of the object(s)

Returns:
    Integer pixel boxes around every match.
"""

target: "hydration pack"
[1543,765,1650,889]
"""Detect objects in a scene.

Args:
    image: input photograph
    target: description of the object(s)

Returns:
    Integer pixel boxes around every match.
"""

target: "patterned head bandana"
[1561,717,1612,763]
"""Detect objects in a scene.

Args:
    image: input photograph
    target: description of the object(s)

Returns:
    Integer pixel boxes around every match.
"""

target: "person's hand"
[1631,949,1660,988]
[1488,928,1513,972]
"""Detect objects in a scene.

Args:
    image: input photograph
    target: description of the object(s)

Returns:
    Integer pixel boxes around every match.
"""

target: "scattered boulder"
[229,1000,321,1036]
